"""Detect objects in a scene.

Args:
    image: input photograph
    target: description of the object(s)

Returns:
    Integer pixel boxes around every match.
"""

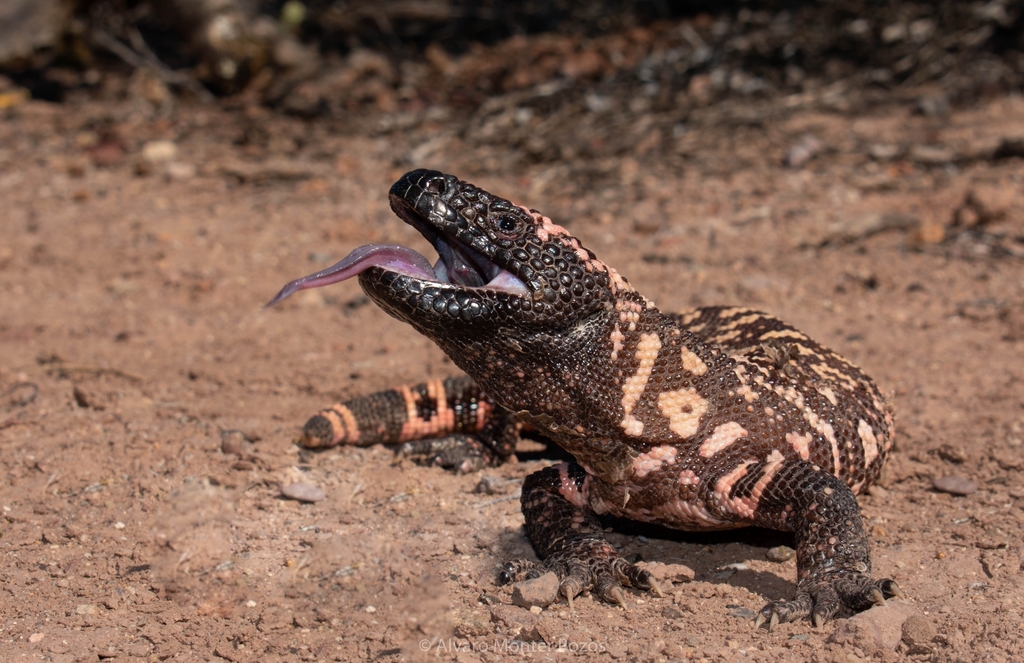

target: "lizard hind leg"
[499,463,660,607]
[397,434,492,473]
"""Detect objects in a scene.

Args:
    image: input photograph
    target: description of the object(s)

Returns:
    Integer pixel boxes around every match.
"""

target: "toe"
[756,572,903,628]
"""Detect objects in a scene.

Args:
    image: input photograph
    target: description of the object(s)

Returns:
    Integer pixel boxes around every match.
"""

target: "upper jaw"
[264,170,529,311]
[387,179,530,295]
[389,194,496,289]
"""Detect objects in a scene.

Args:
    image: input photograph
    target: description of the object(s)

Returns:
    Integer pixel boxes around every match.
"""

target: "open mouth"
[264,199,529,308]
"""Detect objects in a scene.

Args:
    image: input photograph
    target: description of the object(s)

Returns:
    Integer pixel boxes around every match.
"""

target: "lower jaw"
[358,269,489,330]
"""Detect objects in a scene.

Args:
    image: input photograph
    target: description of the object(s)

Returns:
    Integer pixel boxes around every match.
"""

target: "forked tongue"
[263,244,435,308]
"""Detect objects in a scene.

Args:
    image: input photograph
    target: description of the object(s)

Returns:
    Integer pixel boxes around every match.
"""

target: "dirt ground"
[4,55,1024,663]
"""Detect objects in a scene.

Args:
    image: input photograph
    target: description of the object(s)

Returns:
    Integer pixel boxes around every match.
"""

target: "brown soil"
[3,70,1024,663]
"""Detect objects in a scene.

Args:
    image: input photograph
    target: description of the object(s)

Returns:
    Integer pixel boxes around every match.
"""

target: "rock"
[0,0,68,64]
[166,161,197,181]
[128,68,174,109]
[881,22,907,44]
[489,604,542,641]
[992,450,1024,471]
[954,186,1012,228]
[784,134,822,168]
[661,605,687,619]
[727,605,756,620]
[510,572,559,609]
[867,143,902,160]
[220,430,251,456]
[141,140,179,164]
[766,546,795,563]
[72,385,105,410]
[474,475,508,495]
[902,614,938,654]
[867,484,889,498]
[814,212,918,247]
[638,561,696,584]
[827,602,919,655]
[280,482,327,503]
[916,92,950,118]
[909,144,956,165]
[90,141,126,168]
[932,474,978,496]
[936,444,967,464]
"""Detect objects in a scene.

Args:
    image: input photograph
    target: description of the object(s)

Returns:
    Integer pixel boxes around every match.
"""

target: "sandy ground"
[2,87,1024,663]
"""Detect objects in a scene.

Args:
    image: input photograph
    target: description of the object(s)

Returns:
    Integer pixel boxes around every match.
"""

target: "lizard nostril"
[424,177,447,195]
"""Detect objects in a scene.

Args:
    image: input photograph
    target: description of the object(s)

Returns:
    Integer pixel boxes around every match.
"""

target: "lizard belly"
[584,466,738,531]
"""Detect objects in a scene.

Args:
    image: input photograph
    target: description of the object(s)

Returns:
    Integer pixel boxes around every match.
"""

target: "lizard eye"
[493,214,521,237]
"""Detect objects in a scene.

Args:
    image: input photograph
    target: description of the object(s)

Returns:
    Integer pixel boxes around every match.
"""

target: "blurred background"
[3,0,1023,172]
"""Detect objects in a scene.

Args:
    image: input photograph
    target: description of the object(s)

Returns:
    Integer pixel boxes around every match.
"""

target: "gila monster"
[267,169,900,628]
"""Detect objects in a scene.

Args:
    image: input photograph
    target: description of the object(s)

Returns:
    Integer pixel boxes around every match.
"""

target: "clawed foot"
[396,434,491,473]
[755,572,902,630]
[498,545,664,609]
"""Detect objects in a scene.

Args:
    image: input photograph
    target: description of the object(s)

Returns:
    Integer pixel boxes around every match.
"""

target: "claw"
[609,586,627,608]
[561,582,581,611]
[870,587,887,606]
[648,578,665,598]
[811,611,824,629]
[889,582,904,599]
[754,613,765,630]
[769,612,778,632]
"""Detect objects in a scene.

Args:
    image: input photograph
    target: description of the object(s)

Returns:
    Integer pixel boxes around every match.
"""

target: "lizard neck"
[433,291,718,455]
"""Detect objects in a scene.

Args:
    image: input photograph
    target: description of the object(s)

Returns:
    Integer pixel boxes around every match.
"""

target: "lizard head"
[267,169,634,334]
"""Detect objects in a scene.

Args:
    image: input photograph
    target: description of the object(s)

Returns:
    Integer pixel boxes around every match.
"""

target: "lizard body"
[269,169,900,627]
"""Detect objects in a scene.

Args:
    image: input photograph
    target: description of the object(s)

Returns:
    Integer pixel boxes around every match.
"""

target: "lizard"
[266,168,901,628]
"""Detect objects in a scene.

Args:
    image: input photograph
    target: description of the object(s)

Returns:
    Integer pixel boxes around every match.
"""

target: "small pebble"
[718,562,749,571]
[784,134,822,168]
[639,561,696,583]
[932,475,977,496]
[280,482,326,503]
[474,475,507,495]
[936,444,967,464]
[221,430,251,456]
[511,572,559,609]
[29,633,45,643]
[766,545,795,563]
[141,140,178,164]
[662,605,687,619]
[867,484,889,498]
[727,606,756,620]
[165,161,196,181]
[901,614,937,650]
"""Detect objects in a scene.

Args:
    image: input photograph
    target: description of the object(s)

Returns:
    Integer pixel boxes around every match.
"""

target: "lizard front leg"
[714,457,902,628]
[498,463,663,607]
[299,376,519,472]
